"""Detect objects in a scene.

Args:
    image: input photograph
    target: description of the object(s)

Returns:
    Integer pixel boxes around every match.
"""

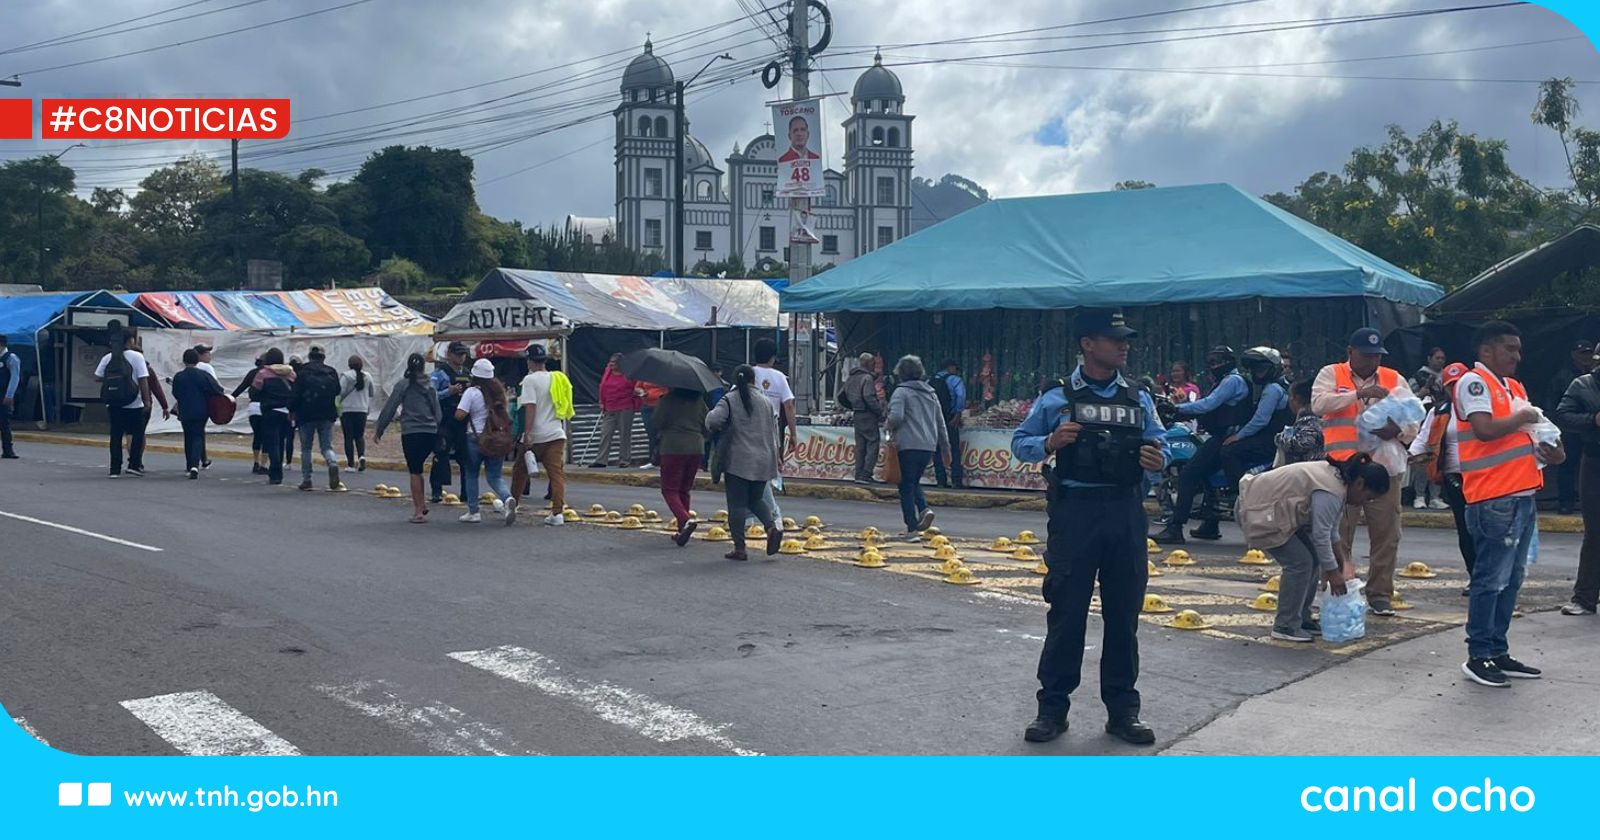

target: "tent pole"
[34,330,47,429]
[659,330,665,350]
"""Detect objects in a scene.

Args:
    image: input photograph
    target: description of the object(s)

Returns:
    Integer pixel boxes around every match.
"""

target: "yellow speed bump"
[1148,560,1163,578]
[858,527,881,541]
[855,548,887,568]
[1248,593,1278,612]
[989,537,1014,552]
[937,557,965,576]
[644,510,662,523]
[713,510,729,523]
[782,517,799,531]
[944,566,980,586]
[1142,594,1174,614]
[1165,550,1195,567]
[705,526,730,541]
[441,492,462,506]
[804,515,824,529]
[1148,538,1161,555]
[1170,609,1212,630]
[927,534,951,548]
[385,487,405,498]
[587,503,607,517]
[371,484,389,496]
[619,516,644,530]
[563,509,583,523]
[921,526,942,540]
[480,492,498,505]
[1010,546,1039,562]
[802,525,822,538]
[1239,549,1272,566]
[626,503,645,516]
[778,539,807,555]
[1015,530,1039,545]
[933,545,960,563]
[746,524,767,540]
[604,511,623,523]
[1260,575,1281,593]
[803,534,828,551]
[1032,561,1050,576]
[1398,562,1437,579]
[1391,596,1414,611]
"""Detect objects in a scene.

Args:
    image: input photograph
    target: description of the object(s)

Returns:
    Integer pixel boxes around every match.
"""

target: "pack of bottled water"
[1357,393,1426,432]
[1319,577,1367,643]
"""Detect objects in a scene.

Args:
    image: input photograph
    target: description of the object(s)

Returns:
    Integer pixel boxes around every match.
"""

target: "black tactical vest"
[1198,370,1252,435]
[1057,382,1148,487]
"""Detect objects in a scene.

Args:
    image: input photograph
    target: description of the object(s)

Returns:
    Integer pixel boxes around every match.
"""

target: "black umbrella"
[617,348,721,393]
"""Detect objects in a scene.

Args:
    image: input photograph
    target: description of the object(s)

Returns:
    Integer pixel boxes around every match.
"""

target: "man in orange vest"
[1456,321,1564,688]
[1311,328,1417,616]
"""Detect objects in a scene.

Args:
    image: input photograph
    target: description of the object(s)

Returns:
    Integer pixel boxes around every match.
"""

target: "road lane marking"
[120,691,301,756]
[0,509,162,553]
[12,716,48,745]
[448,645,760,756]
[314,679,537,756]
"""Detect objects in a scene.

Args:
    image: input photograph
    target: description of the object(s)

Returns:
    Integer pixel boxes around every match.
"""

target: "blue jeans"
[299,420,336,482]
[463,434,509,514]
[1464,495,1537,660]
[897,448,934,531]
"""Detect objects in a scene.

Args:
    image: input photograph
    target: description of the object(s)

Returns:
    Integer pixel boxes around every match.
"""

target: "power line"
[832,0,1275,51]
[815,2,1539,73]
[5,0,383,78]
[0,0,277,58]
[1,0,217,55]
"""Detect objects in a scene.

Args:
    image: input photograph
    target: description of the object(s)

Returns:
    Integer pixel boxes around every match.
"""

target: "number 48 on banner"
[773,97,824,199]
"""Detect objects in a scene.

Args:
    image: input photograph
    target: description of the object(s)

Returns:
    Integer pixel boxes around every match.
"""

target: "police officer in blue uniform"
[1152,345,1252,544]
[1012,309,1170,745]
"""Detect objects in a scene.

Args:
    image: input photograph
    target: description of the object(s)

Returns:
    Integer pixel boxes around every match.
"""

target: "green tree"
[195,168,337,286]
[352,146,480,279]
[1532,77,1600,222]
[0,156,78,285]
[1114,180,1157,191]
[1266,121,1543,287]
[275,224,371,290]
[370,255,430,295]
[128,155,223,238]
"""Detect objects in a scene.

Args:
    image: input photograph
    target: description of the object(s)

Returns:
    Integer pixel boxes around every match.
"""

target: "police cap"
[1074,308,1137,339]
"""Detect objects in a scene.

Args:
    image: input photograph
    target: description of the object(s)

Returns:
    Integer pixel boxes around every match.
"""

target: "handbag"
[206,392,237,426]
[882,438,901,484]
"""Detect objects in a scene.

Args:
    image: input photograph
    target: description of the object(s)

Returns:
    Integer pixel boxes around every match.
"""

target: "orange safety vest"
[1321,363,1402,462]
[1455,367,1543,504]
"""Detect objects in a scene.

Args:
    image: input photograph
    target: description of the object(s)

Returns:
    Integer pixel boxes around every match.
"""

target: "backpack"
[838,374,856,410]
[931,373,954,420]
[100,350,136,405]
[477,408,515,459]
[295,365,340,416]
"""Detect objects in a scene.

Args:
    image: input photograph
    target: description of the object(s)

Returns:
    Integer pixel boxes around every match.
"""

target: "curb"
[9,431,1584,532]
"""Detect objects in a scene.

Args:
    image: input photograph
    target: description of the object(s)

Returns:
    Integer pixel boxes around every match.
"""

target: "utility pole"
[673,54,732,278]
[787,0,815,413]
[232,138,243,289]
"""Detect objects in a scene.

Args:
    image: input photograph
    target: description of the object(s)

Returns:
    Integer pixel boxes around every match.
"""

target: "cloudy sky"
[2,0,1598,226]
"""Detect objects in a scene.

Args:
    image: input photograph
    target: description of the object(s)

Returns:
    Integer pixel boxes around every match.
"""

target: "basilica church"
[601,40,915,271]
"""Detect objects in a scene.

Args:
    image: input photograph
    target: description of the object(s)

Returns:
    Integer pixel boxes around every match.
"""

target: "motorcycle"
[1152,397,1272,526]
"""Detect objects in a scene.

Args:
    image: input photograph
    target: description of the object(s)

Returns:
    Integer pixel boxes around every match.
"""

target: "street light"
[0,77,21,87]
[36,143,86,286]
[674,52,732,278]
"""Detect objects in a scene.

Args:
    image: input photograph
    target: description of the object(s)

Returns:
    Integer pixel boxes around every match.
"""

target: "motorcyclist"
[1153,346,1289,543]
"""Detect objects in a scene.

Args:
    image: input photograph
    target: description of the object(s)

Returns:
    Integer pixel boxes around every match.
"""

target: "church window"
[759,226,776,252]
[696,181,712,200]
[645,219,663,248]
[645,168,663,197]
[887,127,900,148]
[877,226,893,248]
[655,116,668,137]
[696,230,713,251]
[877,176,894,205]
[822,235,839,255]
[639,116,652,136]
[871,127,885,146]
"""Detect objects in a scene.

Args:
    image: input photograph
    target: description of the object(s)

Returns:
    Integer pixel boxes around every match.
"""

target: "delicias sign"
[785,427,1046,491]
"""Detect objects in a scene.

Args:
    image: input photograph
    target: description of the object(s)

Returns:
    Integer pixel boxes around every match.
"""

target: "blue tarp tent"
[778,184,1447,401]
[0,290,163,424]
[781,183,1443,313]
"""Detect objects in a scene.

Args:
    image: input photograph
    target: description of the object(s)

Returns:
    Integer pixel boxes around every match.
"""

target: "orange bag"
[881,441,900,484]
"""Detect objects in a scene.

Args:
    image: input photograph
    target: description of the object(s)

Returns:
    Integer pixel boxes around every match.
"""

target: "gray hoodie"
[887,380,951,456]
[374,375,443,437]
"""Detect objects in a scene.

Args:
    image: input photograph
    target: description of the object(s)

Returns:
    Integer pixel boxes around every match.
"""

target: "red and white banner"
[784,426,1047,491]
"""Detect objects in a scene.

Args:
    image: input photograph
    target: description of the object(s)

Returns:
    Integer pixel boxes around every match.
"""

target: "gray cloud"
[2,0,1597,225]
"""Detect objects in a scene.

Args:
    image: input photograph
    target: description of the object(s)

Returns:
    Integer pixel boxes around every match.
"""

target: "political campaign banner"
[772,97,823,199]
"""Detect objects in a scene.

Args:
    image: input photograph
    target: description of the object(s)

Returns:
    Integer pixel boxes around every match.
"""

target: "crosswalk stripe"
[448,645,761,756]
[314,679,537,756]
[12,716,48,745]
[121,691,301,756]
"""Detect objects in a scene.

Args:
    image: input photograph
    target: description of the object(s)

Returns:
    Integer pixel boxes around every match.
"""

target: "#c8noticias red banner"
[40,98,289,139]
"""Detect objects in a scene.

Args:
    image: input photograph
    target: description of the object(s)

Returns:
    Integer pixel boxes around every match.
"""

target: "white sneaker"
[1412,498,1426,509]
[543,513,565,526]
[458,512,482,523]
[1428,499,1448,510]
[491,499,505,513]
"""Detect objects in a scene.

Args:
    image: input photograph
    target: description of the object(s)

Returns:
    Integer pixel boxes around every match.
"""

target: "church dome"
[621,39,675,93]
[852,50,903,103]
[683,134,713,170]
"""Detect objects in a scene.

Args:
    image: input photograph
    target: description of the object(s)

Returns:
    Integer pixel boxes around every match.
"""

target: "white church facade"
[609,41,914,272]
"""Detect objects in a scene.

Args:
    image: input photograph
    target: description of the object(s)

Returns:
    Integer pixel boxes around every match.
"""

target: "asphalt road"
[0,442,1582,756]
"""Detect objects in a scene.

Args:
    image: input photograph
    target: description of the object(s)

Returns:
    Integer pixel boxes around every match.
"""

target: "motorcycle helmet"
[1239,346,1283,380]
[1205,345,1237,380]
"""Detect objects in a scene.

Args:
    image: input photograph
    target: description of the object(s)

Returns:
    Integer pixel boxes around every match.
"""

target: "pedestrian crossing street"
[11,646,760,757]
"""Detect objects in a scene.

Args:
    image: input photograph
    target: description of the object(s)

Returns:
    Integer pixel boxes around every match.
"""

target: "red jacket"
[599,368,638,412]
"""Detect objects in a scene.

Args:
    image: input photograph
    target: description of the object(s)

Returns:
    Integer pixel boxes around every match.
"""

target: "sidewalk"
[1161,611,1598,755]
[9,428,1585,532]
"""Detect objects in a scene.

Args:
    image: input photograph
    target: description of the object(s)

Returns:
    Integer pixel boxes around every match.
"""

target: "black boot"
[1189,521,1222,540]
[1150,524,1186,545]
[1106,717,1156,745]
[1024,716,1067,743]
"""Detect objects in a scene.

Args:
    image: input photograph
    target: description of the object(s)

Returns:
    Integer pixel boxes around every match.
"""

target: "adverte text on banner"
[40,99,289,139]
